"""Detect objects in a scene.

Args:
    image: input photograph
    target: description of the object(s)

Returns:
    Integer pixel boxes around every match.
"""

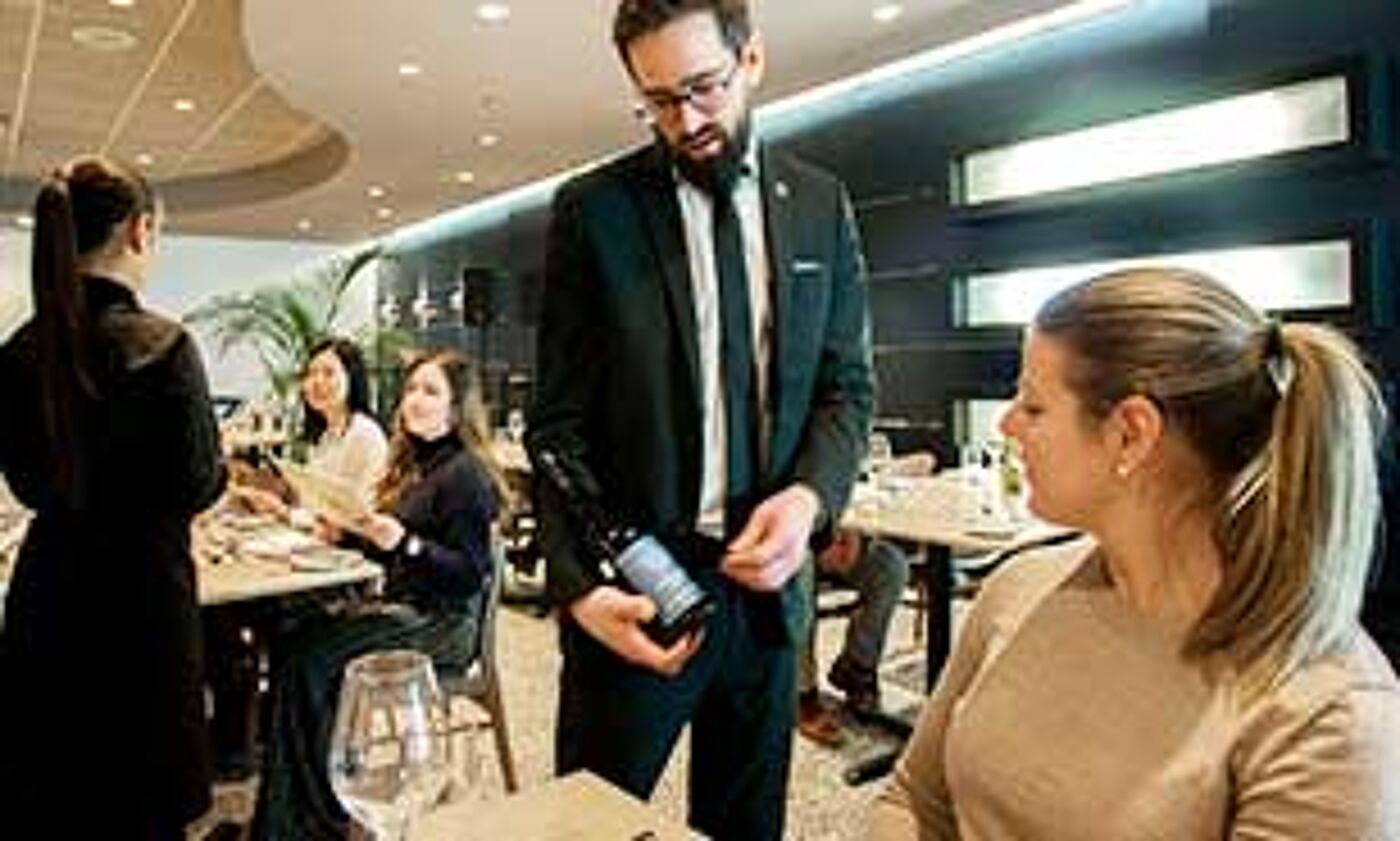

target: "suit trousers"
[556,566,797,841]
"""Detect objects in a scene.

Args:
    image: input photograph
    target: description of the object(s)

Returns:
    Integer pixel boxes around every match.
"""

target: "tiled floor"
[191,594,942,840]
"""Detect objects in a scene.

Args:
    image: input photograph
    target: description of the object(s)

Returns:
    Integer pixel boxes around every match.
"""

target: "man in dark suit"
[526,1,873,838]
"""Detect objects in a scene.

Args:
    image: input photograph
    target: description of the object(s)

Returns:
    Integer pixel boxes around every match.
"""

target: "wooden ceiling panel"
[22,0,189,158]
[125,0,256,173]
[0,7,32,113]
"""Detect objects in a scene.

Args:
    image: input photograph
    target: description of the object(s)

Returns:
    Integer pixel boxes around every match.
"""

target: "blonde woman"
[251,350,508,840]
[874,268,1400,838]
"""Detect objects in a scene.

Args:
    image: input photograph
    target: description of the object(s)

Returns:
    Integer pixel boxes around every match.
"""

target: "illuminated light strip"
[961,75,1349,205]
[962,240,1353,327]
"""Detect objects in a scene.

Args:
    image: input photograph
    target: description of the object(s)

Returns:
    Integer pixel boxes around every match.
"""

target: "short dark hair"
[612,0,751,68]
[300,336,372,443]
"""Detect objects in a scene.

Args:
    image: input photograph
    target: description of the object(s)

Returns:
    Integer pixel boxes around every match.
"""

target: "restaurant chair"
[952,530,1085,599]
[439,535,520,793]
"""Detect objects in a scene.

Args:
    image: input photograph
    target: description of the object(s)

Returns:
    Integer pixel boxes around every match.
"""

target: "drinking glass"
[329,649,450,840]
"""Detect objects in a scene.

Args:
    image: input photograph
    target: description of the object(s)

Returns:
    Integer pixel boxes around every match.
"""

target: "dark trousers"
[555,569,797,841]
[250,602,478,841]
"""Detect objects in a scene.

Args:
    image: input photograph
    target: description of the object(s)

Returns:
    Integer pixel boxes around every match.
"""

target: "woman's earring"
[1115,463,1131,479]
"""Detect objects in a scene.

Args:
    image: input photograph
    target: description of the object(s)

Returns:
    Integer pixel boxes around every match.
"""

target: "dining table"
[837,469,1071,782]
[414,770,696,840]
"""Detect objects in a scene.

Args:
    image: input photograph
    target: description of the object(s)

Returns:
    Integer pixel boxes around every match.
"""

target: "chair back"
[439,528,519,792]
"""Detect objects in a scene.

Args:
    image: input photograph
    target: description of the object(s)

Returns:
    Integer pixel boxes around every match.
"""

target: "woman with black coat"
[0,157,227,837]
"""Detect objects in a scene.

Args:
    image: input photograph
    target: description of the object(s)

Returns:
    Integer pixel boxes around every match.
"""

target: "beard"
[661,111,753,196]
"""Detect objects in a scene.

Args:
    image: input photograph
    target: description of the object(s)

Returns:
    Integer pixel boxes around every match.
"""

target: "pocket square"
[790,258,826,275]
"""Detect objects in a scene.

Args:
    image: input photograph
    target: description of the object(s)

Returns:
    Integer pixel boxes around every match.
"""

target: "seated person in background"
[798,451,930,745]
[798,530,910,745]
[251,349,509,840]
[873,268,1400,838]
[231,336,388,532]
[210,337,390,778]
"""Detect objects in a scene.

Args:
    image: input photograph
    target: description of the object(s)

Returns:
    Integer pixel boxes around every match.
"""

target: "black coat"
[0,276,226,829]
[527,142,874,642]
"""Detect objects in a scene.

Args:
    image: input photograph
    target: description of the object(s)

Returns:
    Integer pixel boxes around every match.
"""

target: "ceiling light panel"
[475,3,511,24]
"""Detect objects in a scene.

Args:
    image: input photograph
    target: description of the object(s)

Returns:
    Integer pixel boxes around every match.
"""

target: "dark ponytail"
[29,156,155,506]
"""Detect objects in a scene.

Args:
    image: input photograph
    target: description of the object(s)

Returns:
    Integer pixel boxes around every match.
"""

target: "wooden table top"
[414,771,696,840]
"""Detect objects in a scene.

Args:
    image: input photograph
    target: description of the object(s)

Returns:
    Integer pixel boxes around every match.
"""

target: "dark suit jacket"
[527,141,873,642]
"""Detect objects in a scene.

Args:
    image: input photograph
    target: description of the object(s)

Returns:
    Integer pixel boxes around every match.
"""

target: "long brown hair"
[375,350,511,515]
[31,156,156,505]
[1035,268,1383,695]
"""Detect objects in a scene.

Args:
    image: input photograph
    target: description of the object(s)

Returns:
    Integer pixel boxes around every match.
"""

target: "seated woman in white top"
[232,337,388,530]
[873,267,1400,839]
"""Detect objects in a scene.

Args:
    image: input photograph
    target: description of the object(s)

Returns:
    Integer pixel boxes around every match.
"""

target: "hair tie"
[1263,322,1294,397]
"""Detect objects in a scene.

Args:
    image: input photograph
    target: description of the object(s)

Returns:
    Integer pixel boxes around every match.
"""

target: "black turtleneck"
[380,432,498,610]
[407,431,461,472]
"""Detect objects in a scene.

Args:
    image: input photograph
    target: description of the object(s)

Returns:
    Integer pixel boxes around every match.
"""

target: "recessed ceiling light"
[14,214,34,230]
[296,219,313,232]
[134,153,154,166]
[477,132,499,148]
[454,170,476,185]
[376,207,395,220]
[71,25,138,52]
[398,62,422,77]
[172,98,195,112]
[873,3,903,24]
[367,185,387,199]
[476,3,510,23]
[109,0,135,8]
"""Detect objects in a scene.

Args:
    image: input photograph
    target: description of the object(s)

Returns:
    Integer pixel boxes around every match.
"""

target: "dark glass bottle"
[537,449,714,645]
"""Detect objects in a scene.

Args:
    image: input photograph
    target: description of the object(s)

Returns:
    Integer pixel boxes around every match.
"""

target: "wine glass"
[329,649,450,840]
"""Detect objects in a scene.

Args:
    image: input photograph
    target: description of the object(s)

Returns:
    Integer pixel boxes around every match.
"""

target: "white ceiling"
[0,0,1089,242]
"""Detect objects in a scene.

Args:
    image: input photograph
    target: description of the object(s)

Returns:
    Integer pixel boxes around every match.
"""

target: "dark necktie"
[712,180,759,535]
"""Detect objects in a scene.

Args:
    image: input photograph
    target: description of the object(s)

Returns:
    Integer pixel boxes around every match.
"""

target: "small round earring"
[1115,463,1131,478]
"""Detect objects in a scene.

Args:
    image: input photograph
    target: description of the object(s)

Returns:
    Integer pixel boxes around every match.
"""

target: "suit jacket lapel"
[761,145,800,479]
[631,144,702,405]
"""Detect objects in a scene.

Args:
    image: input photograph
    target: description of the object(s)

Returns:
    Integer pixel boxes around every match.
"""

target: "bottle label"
[614,535,706,627]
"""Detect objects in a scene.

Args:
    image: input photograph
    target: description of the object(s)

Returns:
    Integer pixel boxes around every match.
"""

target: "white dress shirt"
[675,150,771,538]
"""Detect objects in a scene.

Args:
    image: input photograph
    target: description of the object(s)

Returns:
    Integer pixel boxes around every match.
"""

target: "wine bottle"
[537,449,714,645]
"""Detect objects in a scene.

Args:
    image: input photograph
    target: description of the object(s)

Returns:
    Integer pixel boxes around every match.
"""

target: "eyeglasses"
[634,62,742,122]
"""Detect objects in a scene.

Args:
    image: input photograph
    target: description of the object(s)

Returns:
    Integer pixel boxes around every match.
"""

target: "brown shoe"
[797,690,846,748]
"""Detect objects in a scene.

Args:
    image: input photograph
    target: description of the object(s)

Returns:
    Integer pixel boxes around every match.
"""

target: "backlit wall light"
[477,133,500,148]
[960,75,1350,205]
[412,284,438,328]
[173,98,195,112]
[961,239,1353,327]
[398,63,423,77]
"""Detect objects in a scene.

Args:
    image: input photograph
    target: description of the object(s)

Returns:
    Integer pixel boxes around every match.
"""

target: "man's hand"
[722,483,822,592]
[569,585,703,677]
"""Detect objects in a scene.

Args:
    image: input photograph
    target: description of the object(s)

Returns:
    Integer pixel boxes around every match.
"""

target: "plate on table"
[290,546,361,572]
[240,529,321,559]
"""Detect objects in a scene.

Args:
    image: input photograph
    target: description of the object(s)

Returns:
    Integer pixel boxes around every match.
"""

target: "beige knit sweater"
[872,540,1400,840]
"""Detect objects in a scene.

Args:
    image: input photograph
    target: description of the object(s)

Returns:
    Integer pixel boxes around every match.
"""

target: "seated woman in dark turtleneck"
[251,350,510,841]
